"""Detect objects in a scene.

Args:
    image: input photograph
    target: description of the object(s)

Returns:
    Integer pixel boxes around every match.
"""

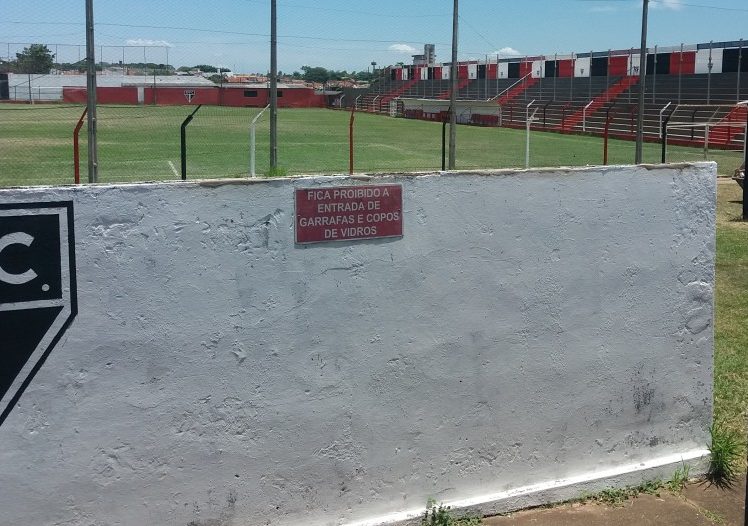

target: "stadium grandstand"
[354,40,748,150]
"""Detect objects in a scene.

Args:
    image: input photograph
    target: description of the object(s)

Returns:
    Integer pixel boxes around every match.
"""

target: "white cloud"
[590,5,619,12]
[493,47,521,57]
[652,0,683,9]
[388,44,417,55]
[126,39,174,48]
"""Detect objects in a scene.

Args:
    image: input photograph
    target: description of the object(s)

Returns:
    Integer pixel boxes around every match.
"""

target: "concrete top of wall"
[1,162,717,192]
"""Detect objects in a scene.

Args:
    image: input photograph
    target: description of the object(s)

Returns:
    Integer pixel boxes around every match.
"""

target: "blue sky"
[3,0,748,73]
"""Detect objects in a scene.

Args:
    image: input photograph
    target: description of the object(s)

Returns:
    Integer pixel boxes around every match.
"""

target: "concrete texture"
[0,165,716,526]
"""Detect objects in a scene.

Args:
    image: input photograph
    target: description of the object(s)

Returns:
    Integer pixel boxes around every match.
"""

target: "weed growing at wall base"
[263,166,288,178]
[585,479,663,506]
[664,463,691,493]
[707,423,742,486]
[422,499,481,525]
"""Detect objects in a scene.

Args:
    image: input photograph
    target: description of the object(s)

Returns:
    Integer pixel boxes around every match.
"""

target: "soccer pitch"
[0,105,743,187]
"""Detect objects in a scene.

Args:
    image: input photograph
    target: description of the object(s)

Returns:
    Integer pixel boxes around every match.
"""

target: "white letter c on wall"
[0,232,38,285]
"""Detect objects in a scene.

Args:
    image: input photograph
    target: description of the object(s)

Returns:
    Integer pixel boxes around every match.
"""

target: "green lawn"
[1,104,746,453]
[0,105,743,186]
[714,180,748,455]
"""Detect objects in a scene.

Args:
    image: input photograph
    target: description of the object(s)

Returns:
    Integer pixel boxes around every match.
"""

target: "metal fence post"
[661,104,675,163]
[583,100,594,132]
[180,105,202,180]
[442,110,448,171]
[349,95,361,175]
[73,108,88,184]
[707,41,713,105]
[659,102,672,139]
[678,43,683,104]
[653,45,657,103]
[526,100,538,168]
[249,104,270,177]
[737,40,743,103]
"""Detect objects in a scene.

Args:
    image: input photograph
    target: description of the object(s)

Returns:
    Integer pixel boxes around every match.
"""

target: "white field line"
[168,160,179,177]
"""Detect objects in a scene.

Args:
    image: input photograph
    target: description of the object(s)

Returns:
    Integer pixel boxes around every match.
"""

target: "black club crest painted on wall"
[0,201,77,427]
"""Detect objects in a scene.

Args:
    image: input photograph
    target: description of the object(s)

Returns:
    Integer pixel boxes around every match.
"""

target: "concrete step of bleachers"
[556,76,639,131]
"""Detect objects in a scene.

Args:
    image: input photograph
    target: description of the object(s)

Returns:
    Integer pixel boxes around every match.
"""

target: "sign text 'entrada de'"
[295,184,403,244]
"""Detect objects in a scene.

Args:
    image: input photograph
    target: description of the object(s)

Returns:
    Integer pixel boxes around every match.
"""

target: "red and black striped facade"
[387,40,748,80]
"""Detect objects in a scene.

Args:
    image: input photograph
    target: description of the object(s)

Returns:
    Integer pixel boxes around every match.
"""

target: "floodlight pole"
[269,0,278,169]
[448,0,458,170]
[85,0,98,182]
[635,0,649,164]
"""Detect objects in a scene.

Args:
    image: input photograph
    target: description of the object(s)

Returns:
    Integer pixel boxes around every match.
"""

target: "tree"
[301,66,330,83]
[353,70,375,82]
[15,44,54,74]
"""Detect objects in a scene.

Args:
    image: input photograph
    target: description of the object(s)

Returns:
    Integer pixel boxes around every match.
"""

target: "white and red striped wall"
[387,39,747,81]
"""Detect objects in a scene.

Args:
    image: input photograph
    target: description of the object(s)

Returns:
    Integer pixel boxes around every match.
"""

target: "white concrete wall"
[575,56,591,77]
[400,98,501,119]
[531,60,545,78]
[498,63,509,79]
[629,55,641,76]
[696,48,723,74]
[8,86,63,102]
[0,165,715,526]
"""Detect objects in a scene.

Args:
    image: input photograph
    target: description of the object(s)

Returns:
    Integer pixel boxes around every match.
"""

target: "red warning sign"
[295,184,403,244]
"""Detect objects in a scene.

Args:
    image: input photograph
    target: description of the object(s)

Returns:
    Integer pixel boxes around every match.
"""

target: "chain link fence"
[2,103,744,188]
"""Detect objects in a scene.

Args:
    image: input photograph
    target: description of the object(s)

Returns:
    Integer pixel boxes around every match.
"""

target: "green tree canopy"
[301,66,330,83]
[15,44,55,74]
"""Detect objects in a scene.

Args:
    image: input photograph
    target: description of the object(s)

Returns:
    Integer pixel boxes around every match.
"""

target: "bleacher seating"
[359,68,748,150]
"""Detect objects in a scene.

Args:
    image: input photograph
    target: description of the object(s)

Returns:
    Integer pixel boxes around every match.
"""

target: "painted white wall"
[498,63,509,79]
[7,86,63,102]
[696,48,723,74]
[468,64,478,79]
[0,165,715,526]
[401,98,501,117]
[629,55,641,76]
[442,66,450,80]
[575,56,591,77]
[531,60,545,78]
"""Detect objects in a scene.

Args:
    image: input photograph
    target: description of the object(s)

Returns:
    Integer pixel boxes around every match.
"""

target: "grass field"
[0,105,744,186]
[2,104,746,459]
[714,180,748,458]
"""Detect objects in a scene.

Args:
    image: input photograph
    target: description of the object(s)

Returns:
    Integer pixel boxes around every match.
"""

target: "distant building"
[412,44,436,66]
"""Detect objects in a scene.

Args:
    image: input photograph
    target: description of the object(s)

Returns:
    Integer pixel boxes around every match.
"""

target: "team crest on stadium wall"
[0,202,77,426]
[184,90,196,103]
